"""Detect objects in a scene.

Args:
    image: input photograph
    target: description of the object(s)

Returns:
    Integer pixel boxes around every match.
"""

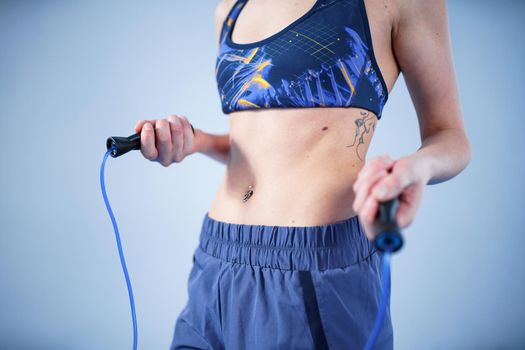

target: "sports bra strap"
[218,0,248,44]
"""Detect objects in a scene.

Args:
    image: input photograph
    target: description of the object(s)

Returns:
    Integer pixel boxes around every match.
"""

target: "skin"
[134,0,471,240]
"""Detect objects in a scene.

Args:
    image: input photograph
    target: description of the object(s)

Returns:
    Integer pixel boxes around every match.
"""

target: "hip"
[170,211,393,349]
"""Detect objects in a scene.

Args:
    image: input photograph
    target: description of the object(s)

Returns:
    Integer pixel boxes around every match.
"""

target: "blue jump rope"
[100,132,404,350]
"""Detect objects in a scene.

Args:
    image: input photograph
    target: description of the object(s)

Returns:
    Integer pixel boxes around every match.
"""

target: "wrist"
[192,128,210,154]
[406,150,432,185]
[192,130,230,165]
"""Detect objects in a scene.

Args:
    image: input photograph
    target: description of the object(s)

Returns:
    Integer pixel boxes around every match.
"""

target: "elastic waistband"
[198,212,377,271]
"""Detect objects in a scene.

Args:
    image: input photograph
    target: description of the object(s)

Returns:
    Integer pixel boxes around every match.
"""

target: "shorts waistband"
[198,212,377,271]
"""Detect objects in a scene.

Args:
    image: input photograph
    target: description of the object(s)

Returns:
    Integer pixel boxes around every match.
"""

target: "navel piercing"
[242,185,254,202]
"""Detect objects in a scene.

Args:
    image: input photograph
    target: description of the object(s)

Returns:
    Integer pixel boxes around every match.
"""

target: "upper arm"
[392,0,465,140]
[214,0,236,46]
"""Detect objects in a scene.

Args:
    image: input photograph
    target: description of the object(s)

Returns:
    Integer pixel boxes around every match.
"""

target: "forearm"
[407,128,472,185]
[193,128,230,165]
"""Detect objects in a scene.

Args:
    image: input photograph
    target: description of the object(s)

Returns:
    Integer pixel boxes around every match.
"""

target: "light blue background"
[1,0,523,349]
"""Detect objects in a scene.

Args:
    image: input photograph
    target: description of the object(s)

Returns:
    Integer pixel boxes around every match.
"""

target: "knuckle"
[168,115,182,124]
[182,119,192,132]
[369,162,383,174]
[156,127,170,143]
[372,170,387,184]
[171,122,183,134]
[399,170,411,186]
[181,115,190,125]
[373,156,385,166]
[375,175,387,188]
[374,154,391,168]
[390,174,400,188]
[167,114,182,126]
[142,150,156,160]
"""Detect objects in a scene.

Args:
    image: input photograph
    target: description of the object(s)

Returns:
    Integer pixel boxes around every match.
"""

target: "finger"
[370,169,412,202]
[353,168,388,212]
[396,187,422,228]
[359,197,378,240]
[155,119,173,167]
[135,119,158,133]
[353,154,394,191]
[179,115,195,155]
[140,123,158,160]
[134,119,158,133]
[167,115,184,163]
[360,196,379,226]
[352,155,392,211]
[396,199,415,228]
[361,220,375,241]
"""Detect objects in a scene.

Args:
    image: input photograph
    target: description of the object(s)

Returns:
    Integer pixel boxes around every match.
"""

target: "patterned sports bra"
[215,0,388,119]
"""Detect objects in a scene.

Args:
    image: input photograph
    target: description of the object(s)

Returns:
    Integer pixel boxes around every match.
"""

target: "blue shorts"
[170,212,393,349]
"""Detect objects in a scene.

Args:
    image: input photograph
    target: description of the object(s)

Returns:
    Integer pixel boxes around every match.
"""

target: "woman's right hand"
[134,114,197,167]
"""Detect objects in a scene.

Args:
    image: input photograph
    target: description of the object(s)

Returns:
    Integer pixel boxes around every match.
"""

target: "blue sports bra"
[215,0,388,119]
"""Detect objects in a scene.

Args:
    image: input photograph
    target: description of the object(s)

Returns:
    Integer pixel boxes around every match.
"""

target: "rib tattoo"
[346,111,376,160]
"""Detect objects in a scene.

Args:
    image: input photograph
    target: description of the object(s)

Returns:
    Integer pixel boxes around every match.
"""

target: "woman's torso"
[208,0,400,226]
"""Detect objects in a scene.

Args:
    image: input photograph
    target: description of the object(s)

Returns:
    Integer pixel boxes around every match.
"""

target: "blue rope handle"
[100,147,138,350]
[363,251,391,350]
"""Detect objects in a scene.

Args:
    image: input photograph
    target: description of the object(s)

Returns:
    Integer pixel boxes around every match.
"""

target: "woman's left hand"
[352,154,430,241]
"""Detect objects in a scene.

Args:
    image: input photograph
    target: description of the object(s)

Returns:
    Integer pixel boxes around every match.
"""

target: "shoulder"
[214,0,237,42]
[391,0,448,32]
[214,0,237,24]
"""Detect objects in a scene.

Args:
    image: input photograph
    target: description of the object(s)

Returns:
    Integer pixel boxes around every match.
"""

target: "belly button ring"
[242,185,254,202]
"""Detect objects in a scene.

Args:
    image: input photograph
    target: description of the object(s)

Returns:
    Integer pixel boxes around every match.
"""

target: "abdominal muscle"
[207,107,378,226]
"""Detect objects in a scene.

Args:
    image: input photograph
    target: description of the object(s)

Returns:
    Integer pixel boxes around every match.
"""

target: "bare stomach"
[207,107,378,226]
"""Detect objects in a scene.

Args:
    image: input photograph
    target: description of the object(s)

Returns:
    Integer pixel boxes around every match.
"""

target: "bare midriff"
[207,107,378,226]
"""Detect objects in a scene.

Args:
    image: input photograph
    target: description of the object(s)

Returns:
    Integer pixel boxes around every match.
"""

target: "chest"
[230,0,391,50]
[215,0,390,118]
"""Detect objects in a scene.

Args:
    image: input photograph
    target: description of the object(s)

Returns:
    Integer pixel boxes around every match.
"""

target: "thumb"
[360,217,376,241]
